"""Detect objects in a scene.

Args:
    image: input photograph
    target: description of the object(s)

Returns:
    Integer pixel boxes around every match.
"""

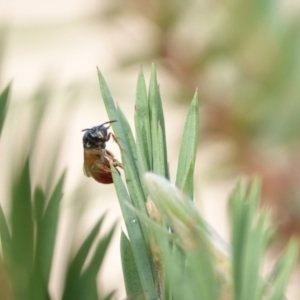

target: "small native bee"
[82,120,123,184]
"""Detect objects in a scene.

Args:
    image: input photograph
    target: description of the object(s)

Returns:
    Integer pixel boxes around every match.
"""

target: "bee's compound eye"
[82,131,88,142]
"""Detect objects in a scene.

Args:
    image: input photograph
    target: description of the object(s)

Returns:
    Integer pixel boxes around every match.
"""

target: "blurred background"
[1,0,300,299]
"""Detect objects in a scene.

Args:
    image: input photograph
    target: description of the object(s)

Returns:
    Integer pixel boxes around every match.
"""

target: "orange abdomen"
[83,148,113,184]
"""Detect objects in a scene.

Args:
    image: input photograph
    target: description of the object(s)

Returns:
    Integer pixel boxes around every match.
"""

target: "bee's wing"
[83,162,92,177]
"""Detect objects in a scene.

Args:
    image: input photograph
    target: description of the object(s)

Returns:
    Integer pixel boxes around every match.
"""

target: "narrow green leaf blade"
[62,214,107,300]
[116,105,148,216]
[73,214,106,270]
[63,215,106,284]
[10,157,34,297]
[0,83,10,136]
[0,204,11,260]
[269,239,299,300]
[230,178,272,300]
[33,187,46,225]
[143,173,230,254]
[143,173,221,300]
[10,159,34,263]
[120,231,143,299]
[97,69,147,213]
[148,64,169,178]
[135,68,152,171]
[152,123,167,177]
[31,187,49,300]
[80,224,116,297]
[175,91,199,200]
[230,180,251,297]
[37,172,65,283]
[112,168,158,300]
[185,242,219,300]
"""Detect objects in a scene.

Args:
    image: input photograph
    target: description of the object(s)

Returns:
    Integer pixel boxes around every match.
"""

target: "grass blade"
[112,167,158,300]
[10,157,34,297]
[143,173,220,300]
[0,204,11,260]
[62,214,107,300]
[135,67,152,171]
[120,231,143,299]
[0,83,10,136]
[80,224,116,299]
[175,90,199,200]
[31,187,49,300]
[230,178,272,300]
[36,172,65,283]
[148,64,169,178]
[97,68,147,213]
[269,239,299,300]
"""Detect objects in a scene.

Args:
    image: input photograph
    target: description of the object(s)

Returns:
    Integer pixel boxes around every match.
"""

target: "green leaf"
[0,204,11,260]
[143,173,229,252]
[112,167,158,300]
[62,214,107,300]
[120,231,143,299]
[11,159,33,271]
[83,224,116,279]
[97,68,147,213]
[31,187,49,300]
[230,180,252,297]
[230,177,272,300]
[184,242,219,300]
[10,157,34,296]
[180,161,195,201]
[175,90,199,200]
[148,64,169,178]
[31,173,65,300]
[116,104,147,209]
[80,224,116,299]
[135,68,152,171]
[269,238,299,300]
[153,123,166,177]
[143,173,220,300]
[0,83,10,137]
[117,105,138,168]
[33,187,46,225]
[35,172,65,284]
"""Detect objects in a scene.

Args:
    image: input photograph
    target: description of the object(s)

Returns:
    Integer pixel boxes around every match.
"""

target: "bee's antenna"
[100,120,117,127]
[81,120,117,132]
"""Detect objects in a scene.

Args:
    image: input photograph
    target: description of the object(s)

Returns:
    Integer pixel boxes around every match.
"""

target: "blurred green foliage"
[0,82,116,300]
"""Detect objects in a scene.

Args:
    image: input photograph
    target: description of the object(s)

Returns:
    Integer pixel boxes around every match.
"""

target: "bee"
[82,120,123,184]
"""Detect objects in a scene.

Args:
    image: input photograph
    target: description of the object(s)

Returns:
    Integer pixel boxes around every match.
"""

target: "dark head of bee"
[82,120,116,150]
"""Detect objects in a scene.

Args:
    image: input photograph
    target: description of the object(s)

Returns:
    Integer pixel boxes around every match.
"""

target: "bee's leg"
[112,158,123,169]
[104,151,124,170]
[106,132,124,152]
[107,155,123,170]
